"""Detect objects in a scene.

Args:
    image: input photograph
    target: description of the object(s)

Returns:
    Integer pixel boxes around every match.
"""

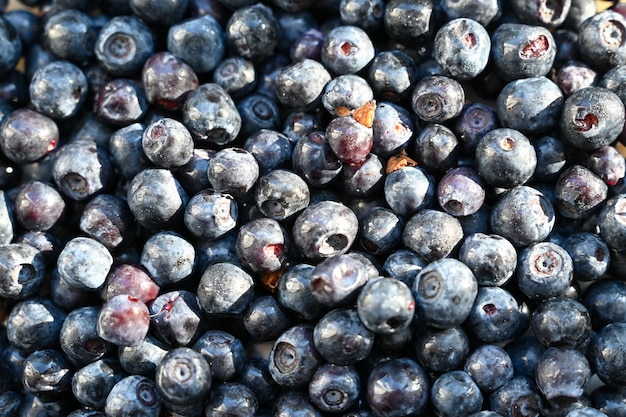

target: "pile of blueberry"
[3,0,626,415]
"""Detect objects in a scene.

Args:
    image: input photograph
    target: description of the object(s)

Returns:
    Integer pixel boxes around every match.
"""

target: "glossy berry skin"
[489,377,544,417]
[313,307,374,365]
[226,3,279,62]
[42,9,95,64]
[7,297,66,353]
[382,249,427,287]
[490,23,556,81]
[383,0,435,45]
[236,217,289,274]
[185,189,237,239]
[359,207,403,255]
[496,77,564,135]
[511,0,572,27]
[101,263,159,304]
[412,258,478,329]
[384,166,435,216]
[95,16,154,77]
[322,74,373,116]
[453,102,498,155]
[104,375,161,417]
[95,79,147,126]
[255,169,309,221]
[127,168,188,230]
[459,233,517,287]
[440,0,499,26]
[108,123,151,180]
[268,325,324,389]
[208,147,259,197]
[149,290,203,346]
[531,297,591,349]
[536,347,591,404]
[588,146,626,186]
[183,83,242,145]
[308,364,360,413]
[275,59,331,110]
[238,357,280,406]
[97,294,150,346]
[142,117,193,169]
[0,242,46,300]
[367,50,417,103]
[325,114,373,168]
[80,194,134,250]
[321,25,375,75]
[0,16,21,77]
[490,186,555,247]
[589,322,626,387]
[197,262,254,316]
[582,279,626,328]
[53,140,113,201]
[434,18,490,80]
[516,242,574,300]
[293,201,358,259]
[192,330,246,382]
[72,358,124,409]
[117,335,168,377]
[290,27,324,62]
[403,209,464,263]
[464,344,514,393]
[309,254,368,307]
[578,10,626,71]
[437,167,485,217]
[413,123,460,174]
[273,390,322,417]
[431,370,483,417]
[22,348,73,398]
[371,102,415,157]
[129,0,188,26]
[533,135,568,180]
[243,295,291,342]
[57,237,113,291]
[357,277,414,334]
[556,165,608,220]
[30,61,88,119]
[560,87,625,151]
[466,286,521,343]
[60,306,112,367]
[0,108,58,164]
[591,385,626,416]
[556,61,598,96]
[13,180,65,232]
[204,382,259,417]
[155,347,211,407]
[366,357,430,417]
[238,97,281,143]
[142,52,198,111]
[412,75,465,123]
[0,391,22,417]
[476,128,537,188]
[167,15,224,74]
[277,263,326,322]
[213,56,256,99]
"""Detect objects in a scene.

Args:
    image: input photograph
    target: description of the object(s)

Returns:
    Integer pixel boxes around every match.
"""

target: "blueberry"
[0,391,22,417]
[371,101,415,157]
[127,168,188,230]
[560,87,625,151]
[466,286,521,343]
[7,297,66,353]
[43,9,95,64]
[149,290,203,346]
[277,263,327,322]
[205,382,259,417]
[359,207,403,255]
[412,258,477,328]
[290,27,325,62]
[322,74,374,116]
[238,96,282,141]
[517,242,574,300]
[292,200,359,259]
[489,377,544,417]
[57,236,113,291]
[309,254,369,307]
[490,185,555,247]
[411,75,465,123]
[292,131,343,187]
[578,10,626,71]
[440,0,500,26]
[117,335,169,377]
[591,385,626,417]
[142,52,199,111]
[383,0,435,45]
[0,108,58,165]
[0,16,22,78]
[22,348,73,398]
[184,189,238,239]
[366,357,430,416]
[80,195,133,251]
[535,347,591,406]
[582,278,626,329]
[321,25,375,75]
[155,347,211,408]
[72,358,124,409]
[490,23,556,81]
[357,277,415,334]
[243,295,292,342]
[464,344,514,393]
[382,249,427,287]
[566,408,611,417]
[0,241,46,299]
[254,169,310,221]
[431,370,483,416]
[588,146,626,187]
[97,294,150,347]
[413,123,460,174]
[434,18,490,80]
[168,15,224,74]
[326,112,374,168]
[108,123,151,180]
[496,77,564,135]
[101,263,159,304]
[511,0,572,27]
[193,329,246,382]
[308,363,360,413]
[275,59,332,110]
[383,166,436,216]
[532,135,568,181]
[30,61,88,119]
[562,232,610,282]
[237,357,280,406]
[268,324,324,388]
[237,217,290,274]
[213,56,256,99]
[104,375,162,417]
[556,61,598,96]
[313,307,374,365]
[437,167,485,217]
[208,147,259,197]
[273,390,323,417]
[60,306,112,367]
[95,15,154,77]
[196,262,254,316]
[226,3,279,62]
[367,50,418,103]
[339,0,384,31]
[589,322,626,387]
[403,209,464,263]
[459,233,517,287]
[129,0,188,26]
[95,78,148,126]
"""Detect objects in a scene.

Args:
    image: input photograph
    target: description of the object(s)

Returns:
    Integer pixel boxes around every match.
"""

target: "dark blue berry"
[268,324,324,388]
[308,363,360,413]
[104,375,162,417]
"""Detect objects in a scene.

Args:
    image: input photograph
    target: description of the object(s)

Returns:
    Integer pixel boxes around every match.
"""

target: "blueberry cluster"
[2,0,626,416]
